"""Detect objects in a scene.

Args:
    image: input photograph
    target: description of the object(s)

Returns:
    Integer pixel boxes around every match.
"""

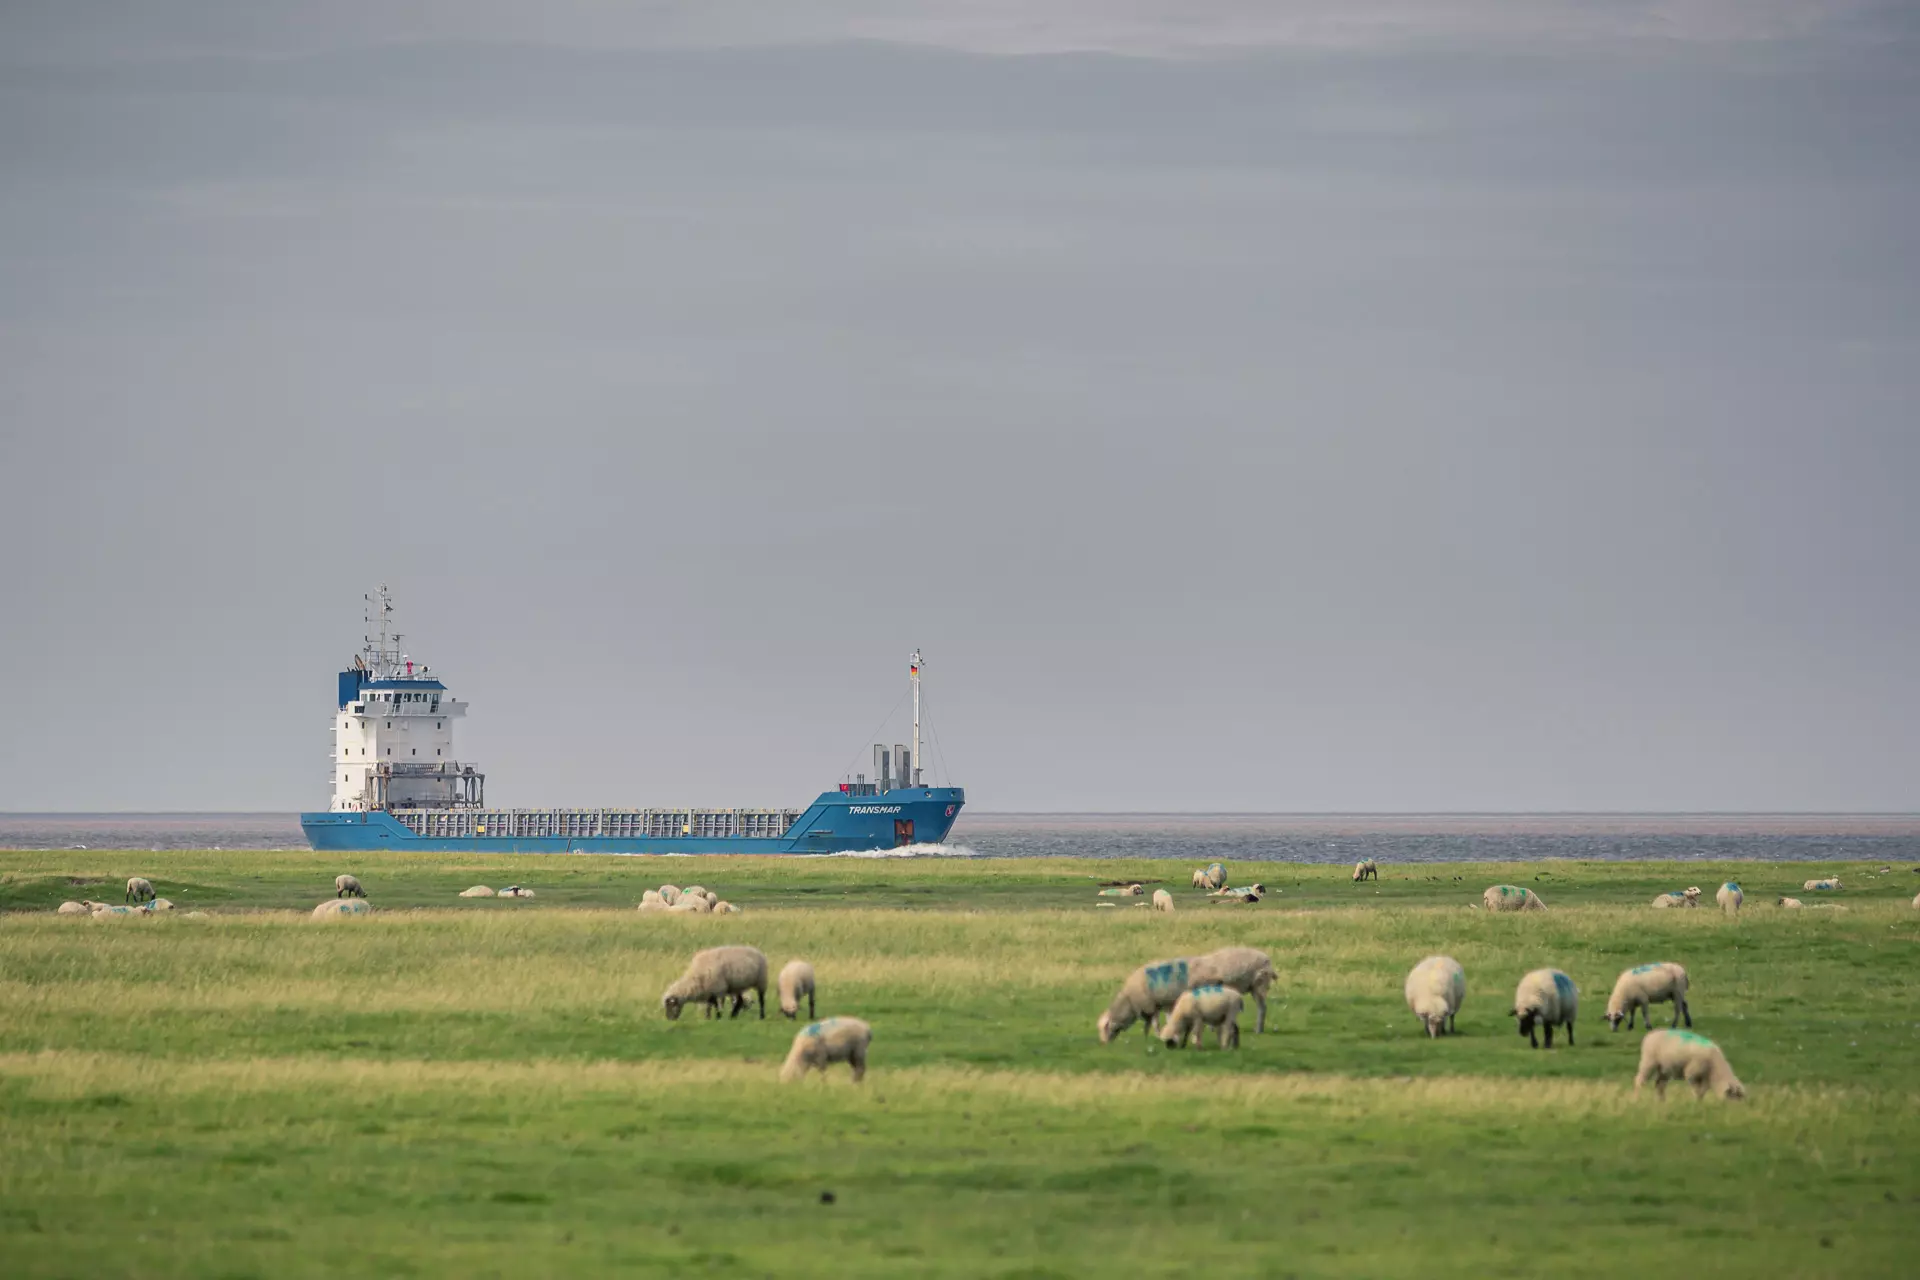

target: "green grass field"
[3,851,1917,1277]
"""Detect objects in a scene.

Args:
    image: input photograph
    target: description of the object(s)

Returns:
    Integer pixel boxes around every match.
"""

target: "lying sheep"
[778,959,817,1019]
[682,885,709,900]
[1210,883,1265,898]
[125,877,155,904]
[1352,859,1379,882]
[1098,957,1196,1042]
[662,945,768,1020]
[56,901,91,916]
[1634,1028,1745,1100]
[92,903,152,918]
[459,885,495,898]
[1159,985,1243,1049]
[637,898,670,913]
[1776,896,1803,909]
[1151,889,1174,912]
[1404,955,1466,1037]
[713,901,741,914]
[497,885,536,899]
[1650,890,1698,909]
[659,885,682,906]
[779,1016,871,1083]
[311,899,372,919]
[1804,877,1841,892]
[1097,884,1144,897]
[149,898,175,912]
[1482,885,1546,912]
[1510,968,1578,1048]
[1605,963,1691,1031]
[1190,945,1278,1033]
[670,893,713,914]
[1715,882,1743,914]
[334,874,366,899]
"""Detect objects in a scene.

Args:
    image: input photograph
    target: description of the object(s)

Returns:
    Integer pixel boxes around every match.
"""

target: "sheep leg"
[807,991,815,1019]
[1253,989,1268,1034]
[1565,1021,1575,1047]
[1543,1024,1554,1049]
[849,1046,867,1084]
[1680,999,1692,1029]
[1225,1020,1240,1050]
[728,993,746,1019]
[758,984,767,1020]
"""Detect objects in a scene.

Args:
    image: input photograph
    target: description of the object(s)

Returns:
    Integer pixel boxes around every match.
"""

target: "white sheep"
[1776,896,1803,908]
[334,874,366,899]
[1912,892,1919,910]
[92,903,152,919]
[1715,882,1743,914]
[1097,884,1145,897]
[1159,985,1244,1049]
[713,901,740,914]
[311,899,371,919]
[1634,1028,1745,1100]
[1352,859,1379,882]
[1605,963,1691,1031]
[1482,885,1546,912]
[56,900,91,915]
[1190,945,1278,1033]
[1510,968,1578,1048]
[1195,863,1226,891]
[1650,890,1698,909]
[497,885,536,899]
[125,877,155,904]
[1804,877,1841,892]
[658,885,682,906]
[670,893,713,914]
[662,945,768,1020]
[1191,868,1210,889]
[1098,956,1197,1042]
[682,885,709,900]
[149,898,175,912]
[640,889,662,907]
[779,1016,871,1083]
[778,960,816,1019]
[637,898,670,913]
[1151,889,1174,912]
[1404,955,1465,1037]
[459,885,495,898]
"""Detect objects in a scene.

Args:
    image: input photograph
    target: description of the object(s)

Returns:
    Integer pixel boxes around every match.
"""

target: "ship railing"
[389,807,804,840]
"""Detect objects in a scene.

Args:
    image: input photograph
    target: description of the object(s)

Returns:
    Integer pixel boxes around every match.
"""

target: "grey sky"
[1,4,1915,812]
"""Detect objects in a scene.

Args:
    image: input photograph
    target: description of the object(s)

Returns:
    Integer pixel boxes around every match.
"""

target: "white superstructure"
[329,587,484,812]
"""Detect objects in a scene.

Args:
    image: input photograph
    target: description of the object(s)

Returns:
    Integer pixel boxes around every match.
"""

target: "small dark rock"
[820,1191,836,1205]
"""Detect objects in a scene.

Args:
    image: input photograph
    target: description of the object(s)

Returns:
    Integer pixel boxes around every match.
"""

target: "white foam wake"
[811,842,982,859]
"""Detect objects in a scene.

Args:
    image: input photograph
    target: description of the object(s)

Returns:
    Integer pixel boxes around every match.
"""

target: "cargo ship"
[300,588,964,853]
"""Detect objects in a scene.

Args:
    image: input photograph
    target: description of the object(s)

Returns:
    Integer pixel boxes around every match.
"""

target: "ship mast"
[910,649,923,786]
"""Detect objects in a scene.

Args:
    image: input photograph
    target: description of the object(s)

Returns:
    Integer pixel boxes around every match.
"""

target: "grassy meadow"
[2,850,1917,1277]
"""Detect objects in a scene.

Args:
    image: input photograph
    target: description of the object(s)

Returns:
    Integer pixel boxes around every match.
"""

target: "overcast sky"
[1,3,1916,812]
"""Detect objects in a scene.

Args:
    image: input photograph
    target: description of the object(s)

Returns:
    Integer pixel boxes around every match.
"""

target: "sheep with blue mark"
[1404,955,1465,1037]
[1098,957,1196,1043]
[1803,877,1841,892]
[1510,968,1578,1048]
[780,1016,872,1083]
[1159,985,1243,1049]
[1151,889,1175,912]
[1651,887,1701,909]
[662,945,768,1020]
[1635,1029,1745,1100]
[1352,859,1379,882]
[1715,882,1743,914]
[311,898,371,919]
[1605,963,1691,1031]
[1189,946,1278,1033]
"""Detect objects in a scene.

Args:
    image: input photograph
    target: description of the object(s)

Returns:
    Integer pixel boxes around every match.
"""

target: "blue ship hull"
[301,787,965,854]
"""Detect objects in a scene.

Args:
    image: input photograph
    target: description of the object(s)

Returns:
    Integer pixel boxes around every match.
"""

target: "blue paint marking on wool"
[1630,963,1666,975]
[802,1018,840,1038]
[1724,882,1740,891]
[1551,971,1576,1004]
[1145,960,1190,995]
[1189,985,1228,997]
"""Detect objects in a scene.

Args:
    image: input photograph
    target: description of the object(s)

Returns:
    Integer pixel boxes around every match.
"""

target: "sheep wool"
[778,959,817,1020]
[56,900,91,916]
[1404,955,1466,1037]
[1776,896,1804,909]
[1605,963,1691,1031]
[149,898,175,912]
[1804,877,1841,892]
[1650,892,1696,909]
[1191,868,1211,889]
[334,874,366,899]
[1912,892,1920,910]
[1151,889,1175,912]
[497,885,536,899]
[459,885,495,898]
[658,885,682,906]
[1097,884,1144,897]
[1352,859,1379,882]
[1098,957,1196,1043]
[1190,946,1279,1033]
[1510,968,1578,1048]
[779,1016,872,1083]
[713,901,741,914]
[1715,882,1743,914]
[662,945,769,1020]
[92,903,152,919]
[670,893,713,914]
[311,899,372,920]
[1482,885,1546,912]
[1159,985,1244,1049]
[125,877,156,904]
[1634,1029,1746,1100]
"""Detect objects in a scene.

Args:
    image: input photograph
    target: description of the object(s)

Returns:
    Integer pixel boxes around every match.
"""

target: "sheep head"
[663,994,686,1021]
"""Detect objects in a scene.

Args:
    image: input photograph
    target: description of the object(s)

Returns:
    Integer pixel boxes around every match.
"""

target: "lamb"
[1352,859,1379,882]
[1159,985,1243,1049]
[1151,889,1175,912]
[1715,882,1743,914]
[125,877,155,904]
[1605,962,1691,1031]
[1804,877,1841,892]
[1199,863,1227,891]
[459,885,495,898]
[311,898,371,919]
[1191,868,1210,888]
[662,945,768,1020]
[1189,945,1278,1033]
[56,900,91,916]
[1509,968,1578,1048]
[334,874,366,898]
[1482,885,1546,912]
[1634,1028,1745,1100]
[1776,896,1803,908]
[1098,957,1197,1042]
[1404,955,1466,1037]
[778,960,817,1019]
[779,1016,871,1083]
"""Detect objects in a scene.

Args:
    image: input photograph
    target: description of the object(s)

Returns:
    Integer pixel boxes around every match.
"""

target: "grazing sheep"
[1190,945,1278,1033]
[125,877,155,904]
[1776,896,1803,909]
[779,1016,872,1083]
[459,885,495,898]
[1404,955,1466,1037]
[662,945,768,1020]
[1510,968,1578,1048]
[1098,957,1196,1042]
[778,960,816,1019]
[1634,1029,1745,1100]
[56,900,91,916]
[1352,859,1379,882]
[312,898,371,919]
[1159,985,1243,1049]
[1605,963,1691,1031]
[1199,863,1227,891]
[1482,885,1546,912]
[1151,889,1175,912]
[1191,868,1210,888]
[1804,877,1841,892]
[1715,882,1743,914]
[659,885,682,906]
[334,874,366,898]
